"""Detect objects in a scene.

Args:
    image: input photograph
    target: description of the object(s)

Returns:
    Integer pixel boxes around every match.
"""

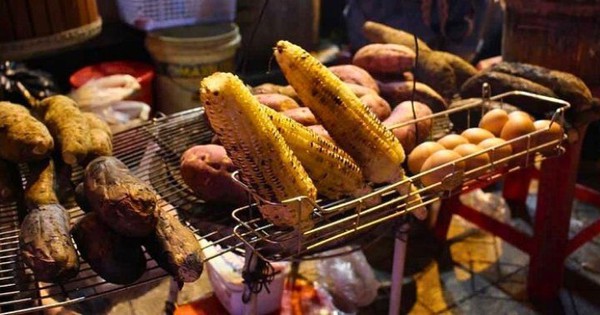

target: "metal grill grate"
[0,108,245,315]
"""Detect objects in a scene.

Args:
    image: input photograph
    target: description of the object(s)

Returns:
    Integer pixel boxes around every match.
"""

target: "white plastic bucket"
[145,23,241,114]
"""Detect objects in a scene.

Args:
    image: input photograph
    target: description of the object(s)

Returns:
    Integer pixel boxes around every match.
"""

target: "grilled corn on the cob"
[200,72,317,229]
[262,105,368,200]
[274,40,406,184]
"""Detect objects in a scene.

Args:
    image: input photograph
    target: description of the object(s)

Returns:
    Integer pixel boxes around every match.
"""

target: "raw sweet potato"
[362,21,432,53]
[306,125,335,143]
[383,101,433,153]
[329,64,380,93]
[180,144,247,206]
[345,82,378,98]
[34,95,91,165]
[360,93,392,121]
[254,93,301,112]
[281,107,318,126]
[143,207,203,284]
[352,43,416,75]
[378,81,447,113]
[83,156,157,237]
[72,212,146,285]
[0,102,54,162]
[251,83,300,102]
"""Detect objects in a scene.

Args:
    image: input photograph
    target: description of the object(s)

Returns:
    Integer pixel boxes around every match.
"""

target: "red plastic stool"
[434,124,600,302]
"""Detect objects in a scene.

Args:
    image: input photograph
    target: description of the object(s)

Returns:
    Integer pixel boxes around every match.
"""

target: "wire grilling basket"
[0,87,569,314]
[231,88,570,263]
[0,109,245,314]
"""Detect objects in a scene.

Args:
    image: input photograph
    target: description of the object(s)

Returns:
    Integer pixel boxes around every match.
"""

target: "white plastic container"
[200,239,288,315]
[116,0,236,31]
[145,23,241,114]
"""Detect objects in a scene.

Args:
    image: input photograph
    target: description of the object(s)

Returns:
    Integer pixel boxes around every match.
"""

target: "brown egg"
[437,134,469,150]
[453,143,491,176]
[461,127,495,144]
[500,114,536,153]
[478,137,513,167]
[508,110,534,122]
[533,120,564,155]
[479,109,509,136]
[407,141,445,175]
[420,149,466,189]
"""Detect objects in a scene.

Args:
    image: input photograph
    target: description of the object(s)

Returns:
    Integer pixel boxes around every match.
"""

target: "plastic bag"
[69,74,150,132]
[314,247,380,313]
[459,188,510,224]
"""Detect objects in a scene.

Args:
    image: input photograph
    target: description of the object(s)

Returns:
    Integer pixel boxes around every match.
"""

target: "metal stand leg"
[243,248,258,315]
[389,223,409,315]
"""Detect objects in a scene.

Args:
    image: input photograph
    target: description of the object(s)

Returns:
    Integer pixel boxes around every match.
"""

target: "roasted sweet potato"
[143,207,203,284]
[281,107,318,126]
[378,81,447,113]
[490,62,593,111]
[34,95,91,165]
[24,159,59,209]
[83,156,157,237]
[0,102,54,162]
[329,64,380,93]
[180,144,248,206]
[383,101,433,153]
[20,205,80,282]
[82,112,113,160]
[72,212,146,285]
[352,43,416,75]
[360,93,392,121]
[414,51,457,102]
[436,51,478,88]
[254,93,301,112]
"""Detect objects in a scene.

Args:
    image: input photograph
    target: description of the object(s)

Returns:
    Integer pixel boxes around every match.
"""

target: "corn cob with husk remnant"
[262,105,369,200]
[200,72,317,229]
[274,40,406,184]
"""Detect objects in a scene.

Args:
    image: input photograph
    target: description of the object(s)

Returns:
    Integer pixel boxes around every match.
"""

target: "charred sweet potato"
[143,207,203,284]
[180,145,248,206]
[0,102,54,162]
[19,205,80,282]
[19,159,80,283]
[72,212,146,285]
[83,156,157,237]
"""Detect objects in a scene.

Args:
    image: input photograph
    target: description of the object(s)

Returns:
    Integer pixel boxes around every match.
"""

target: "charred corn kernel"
[262,105,368,200]
[200,72,317,229]
[274,40,406,184]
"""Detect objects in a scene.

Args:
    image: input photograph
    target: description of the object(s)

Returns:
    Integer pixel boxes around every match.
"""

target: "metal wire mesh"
[231,90,571,263]
[0,108,245,315]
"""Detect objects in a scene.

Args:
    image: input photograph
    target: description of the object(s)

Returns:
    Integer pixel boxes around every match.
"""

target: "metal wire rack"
[0,108,246,315]
[231,89,571,263]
